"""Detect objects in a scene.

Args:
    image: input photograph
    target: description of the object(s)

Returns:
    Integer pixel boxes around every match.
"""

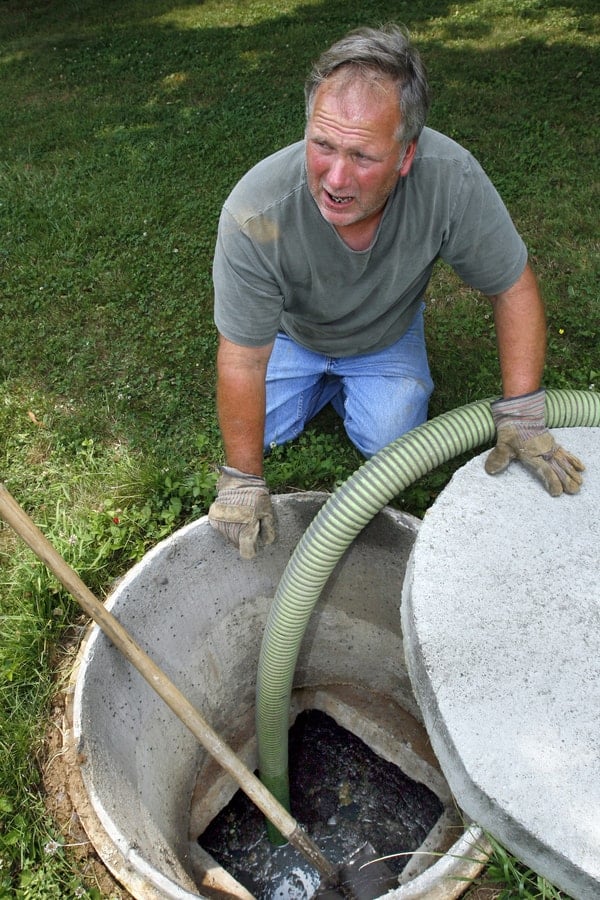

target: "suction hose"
[256,389,600,841]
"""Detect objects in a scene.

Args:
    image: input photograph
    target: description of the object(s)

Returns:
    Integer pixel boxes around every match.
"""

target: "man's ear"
[399,138,418,176]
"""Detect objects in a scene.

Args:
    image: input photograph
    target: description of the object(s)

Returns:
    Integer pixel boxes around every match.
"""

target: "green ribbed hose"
[256,389,600,843]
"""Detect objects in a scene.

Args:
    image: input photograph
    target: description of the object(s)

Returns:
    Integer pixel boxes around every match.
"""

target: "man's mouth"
[325,189,353,206]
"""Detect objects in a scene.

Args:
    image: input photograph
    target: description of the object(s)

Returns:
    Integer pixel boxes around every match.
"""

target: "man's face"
[305,72,415,239]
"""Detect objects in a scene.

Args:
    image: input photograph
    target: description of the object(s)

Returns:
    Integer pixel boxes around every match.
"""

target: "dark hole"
[199,710,443,899]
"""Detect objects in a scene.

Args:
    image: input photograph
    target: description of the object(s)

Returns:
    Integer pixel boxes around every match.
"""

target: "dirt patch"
[463,887,502,899]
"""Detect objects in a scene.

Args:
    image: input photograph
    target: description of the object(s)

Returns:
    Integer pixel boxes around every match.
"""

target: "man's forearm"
[217,377,266,475]
[491,263,546,398]
[216,336,272,476]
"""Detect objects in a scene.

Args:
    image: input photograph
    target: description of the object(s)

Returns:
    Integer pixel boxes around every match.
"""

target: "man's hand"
[208,467,276,559]
[485,389,585,496]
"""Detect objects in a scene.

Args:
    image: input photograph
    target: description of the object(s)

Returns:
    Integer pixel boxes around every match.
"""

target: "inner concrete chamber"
[67,493,486,899]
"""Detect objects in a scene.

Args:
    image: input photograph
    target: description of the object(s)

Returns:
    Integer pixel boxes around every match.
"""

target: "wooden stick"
[0,482,339,887]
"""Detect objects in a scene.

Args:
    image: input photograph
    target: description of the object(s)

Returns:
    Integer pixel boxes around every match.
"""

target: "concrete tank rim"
[65,625,201,900]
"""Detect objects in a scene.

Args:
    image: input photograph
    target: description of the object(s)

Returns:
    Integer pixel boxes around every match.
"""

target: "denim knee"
[343,379,432,458]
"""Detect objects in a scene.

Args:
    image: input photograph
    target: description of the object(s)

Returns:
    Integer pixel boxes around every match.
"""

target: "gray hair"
[305,24,430,145]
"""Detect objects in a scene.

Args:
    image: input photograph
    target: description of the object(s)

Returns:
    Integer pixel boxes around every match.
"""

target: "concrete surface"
[402,427,600,900]
[67,492,485,900]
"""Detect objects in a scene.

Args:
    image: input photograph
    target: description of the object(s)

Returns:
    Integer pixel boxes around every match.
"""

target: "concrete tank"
[64,492,487,899]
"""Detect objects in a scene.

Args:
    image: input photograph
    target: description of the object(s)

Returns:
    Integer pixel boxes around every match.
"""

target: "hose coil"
[256,390,600,830]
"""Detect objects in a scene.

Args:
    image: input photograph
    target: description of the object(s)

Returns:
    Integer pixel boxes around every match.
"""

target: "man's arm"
[207,334,277,559]
[216,334,274,475]
[490,262,546,398]
[485,263,584,495]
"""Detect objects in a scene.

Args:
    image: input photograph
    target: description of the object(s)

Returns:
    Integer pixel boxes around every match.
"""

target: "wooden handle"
[0,482,339,884]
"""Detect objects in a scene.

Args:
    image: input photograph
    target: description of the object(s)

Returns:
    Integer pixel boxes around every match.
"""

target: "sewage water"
[199,710,443,900]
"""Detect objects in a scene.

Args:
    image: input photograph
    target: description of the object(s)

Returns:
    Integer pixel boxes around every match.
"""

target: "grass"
[0,0,598,896]
[475,834,570,899]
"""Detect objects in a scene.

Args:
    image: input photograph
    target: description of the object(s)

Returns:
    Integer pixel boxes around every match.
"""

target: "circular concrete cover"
[402,427,600,900]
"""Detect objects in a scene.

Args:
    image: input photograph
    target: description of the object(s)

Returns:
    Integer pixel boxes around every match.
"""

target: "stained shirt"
[213,127,527,357]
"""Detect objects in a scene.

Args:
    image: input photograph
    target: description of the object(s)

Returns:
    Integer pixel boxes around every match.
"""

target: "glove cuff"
[218,466,266,488]
[491,388,546,427]
[490,388,546,441]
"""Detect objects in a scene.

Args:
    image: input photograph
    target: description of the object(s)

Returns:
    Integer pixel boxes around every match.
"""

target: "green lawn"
[1,0,598,896]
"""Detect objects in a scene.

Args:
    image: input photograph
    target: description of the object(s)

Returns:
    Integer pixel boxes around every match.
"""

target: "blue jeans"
[264,304,433,458]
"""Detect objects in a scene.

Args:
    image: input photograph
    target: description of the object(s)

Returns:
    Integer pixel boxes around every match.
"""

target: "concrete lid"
[401,427,600,900]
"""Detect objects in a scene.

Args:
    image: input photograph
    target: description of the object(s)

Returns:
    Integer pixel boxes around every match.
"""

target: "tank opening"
[199,710,444,900]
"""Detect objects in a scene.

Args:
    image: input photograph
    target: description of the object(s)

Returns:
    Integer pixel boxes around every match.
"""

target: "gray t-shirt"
[213,127,527,357]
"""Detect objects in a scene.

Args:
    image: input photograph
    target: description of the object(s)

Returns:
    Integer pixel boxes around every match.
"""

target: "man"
[208,25,584,558]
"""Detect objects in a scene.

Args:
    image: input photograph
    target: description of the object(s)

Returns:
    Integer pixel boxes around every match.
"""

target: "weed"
[470,833,569,899]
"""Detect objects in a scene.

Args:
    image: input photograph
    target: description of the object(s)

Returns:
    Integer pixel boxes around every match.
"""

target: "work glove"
[485,389,584,496]
[208,466,276,559]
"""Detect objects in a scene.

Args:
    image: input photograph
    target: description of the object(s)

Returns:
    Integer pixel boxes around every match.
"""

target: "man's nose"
[326,154,351,188]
